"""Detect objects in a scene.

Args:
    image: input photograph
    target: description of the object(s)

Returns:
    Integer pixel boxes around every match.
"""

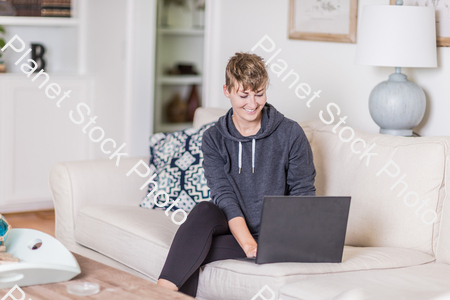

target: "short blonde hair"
[225,52,269,93]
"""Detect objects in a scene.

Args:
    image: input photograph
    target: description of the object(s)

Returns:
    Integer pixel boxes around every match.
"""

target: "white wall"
[124,0,156,157]
[84,0,156,158]
[84,0,128,158]
[203,0,450,136]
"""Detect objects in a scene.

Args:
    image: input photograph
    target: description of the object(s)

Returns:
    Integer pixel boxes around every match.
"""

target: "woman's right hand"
[243,243,258,258]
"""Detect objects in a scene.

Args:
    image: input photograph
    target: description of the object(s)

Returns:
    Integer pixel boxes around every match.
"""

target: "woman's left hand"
[228,216,258,258]
[243,243,258,258]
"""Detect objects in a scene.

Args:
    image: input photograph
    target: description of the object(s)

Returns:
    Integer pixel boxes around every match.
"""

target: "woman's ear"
[223,84,230,98]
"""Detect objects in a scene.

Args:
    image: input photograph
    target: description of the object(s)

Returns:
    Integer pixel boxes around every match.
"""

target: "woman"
[157,52,316,297]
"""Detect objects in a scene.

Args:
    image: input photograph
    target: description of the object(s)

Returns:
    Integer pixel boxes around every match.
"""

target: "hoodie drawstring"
[238,139,255,174]
[238,142,242,174]
[252,139,255,173]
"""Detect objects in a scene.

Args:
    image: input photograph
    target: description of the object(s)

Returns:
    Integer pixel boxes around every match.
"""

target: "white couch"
[49,107,450,300]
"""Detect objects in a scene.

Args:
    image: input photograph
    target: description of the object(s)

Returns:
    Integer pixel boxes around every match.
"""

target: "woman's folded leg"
[178,233,246,296]
[158,201,230,290]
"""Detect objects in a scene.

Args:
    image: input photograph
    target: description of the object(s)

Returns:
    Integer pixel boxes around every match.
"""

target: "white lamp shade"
[355,5,437,68]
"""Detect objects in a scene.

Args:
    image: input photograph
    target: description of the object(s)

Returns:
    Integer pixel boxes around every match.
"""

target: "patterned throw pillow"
[139,122,215,213]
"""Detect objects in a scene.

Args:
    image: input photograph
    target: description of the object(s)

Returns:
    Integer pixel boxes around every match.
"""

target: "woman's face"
[223,84,266,124]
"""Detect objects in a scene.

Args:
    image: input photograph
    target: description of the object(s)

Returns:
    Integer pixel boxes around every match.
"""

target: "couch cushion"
[279,263,450,300]
[140,122,215,214]
[298,120,322,143]
[196,246,434,300]
[436,155,450,264]
[74,204,180,281]
[310,123,450,256]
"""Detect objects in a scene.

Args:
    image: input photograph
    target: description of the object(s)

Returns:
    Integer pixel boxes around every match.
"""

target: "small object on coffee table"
[0,254,20,264]
[0,252,15,259]
[0,214,11,245]
[67,281,100,296]
[0,250,20,264]
[0,214,20,264]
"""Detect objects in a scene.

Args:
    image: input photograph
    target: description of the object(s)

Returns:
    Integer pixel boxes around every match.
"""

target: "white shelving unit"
[0,0,86,75]
[158,27,204,36]
[0,16,78,26]
[153,0,206,133]
[157,75,202,85]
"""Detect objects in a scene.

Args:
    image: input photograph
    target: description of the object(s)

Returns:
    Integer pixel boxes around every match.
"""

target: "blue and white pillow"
[139,122,215,213]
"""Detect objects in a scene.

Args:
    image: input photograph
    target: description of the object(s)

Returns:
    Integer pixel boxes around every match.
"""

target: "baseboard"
[0,199,54,214]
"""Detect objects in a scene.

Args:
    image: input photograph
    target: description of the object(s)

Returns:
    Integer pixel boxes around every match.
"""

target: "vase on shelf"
[160,4,169,27]
[186,85,200,122]
[161,0,190,28]
[192,9,204,28]
[166,92,188,123]
[192,0,205,28]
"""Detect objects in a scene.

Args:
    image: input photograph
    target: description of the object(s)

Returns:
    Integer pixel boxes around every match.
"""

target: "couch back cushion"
[195,109,450,257]
[193,107,228,128]
[302,121,449,256]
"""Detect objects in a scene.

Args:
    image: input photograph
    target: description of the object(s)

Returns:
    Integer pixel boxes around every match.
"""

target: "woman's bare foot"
[157,279,178,291]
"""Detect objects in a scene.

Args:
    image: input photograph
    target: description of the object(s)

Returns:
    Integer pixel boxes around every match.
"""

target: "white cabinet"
[0,75,93,213]
[0,0,94,212]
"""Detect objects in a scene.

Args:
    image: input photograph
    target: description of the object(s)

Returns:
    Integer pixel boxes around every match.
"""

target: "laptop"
[254,196,351,264]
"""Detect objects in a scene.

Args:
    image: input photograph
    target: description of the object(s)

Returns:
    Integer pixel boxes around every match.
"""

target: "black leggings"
[158,201,247,297]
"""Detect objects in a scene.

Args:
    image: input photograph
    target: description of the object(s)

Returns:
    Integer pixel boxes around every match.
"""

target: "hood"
[215,102,285,173]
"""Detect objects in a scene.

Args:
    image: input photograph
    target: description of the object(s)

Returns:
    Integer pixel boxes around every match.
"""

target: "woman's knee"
[190,201,216,213]
[188,201,226,224]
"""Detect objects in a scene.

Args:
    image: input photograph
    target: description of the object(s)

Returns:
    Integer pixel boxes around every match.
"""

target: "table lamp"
[355,1,437,136]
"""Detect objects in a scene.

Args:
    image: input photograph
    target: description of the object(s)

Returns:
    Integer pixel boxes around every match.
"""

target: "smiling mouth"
[244,108,257,113]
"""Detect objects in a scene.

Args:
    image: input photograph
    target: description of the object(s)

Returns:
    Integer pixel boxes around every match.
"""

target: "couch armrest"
[49,157,151,248]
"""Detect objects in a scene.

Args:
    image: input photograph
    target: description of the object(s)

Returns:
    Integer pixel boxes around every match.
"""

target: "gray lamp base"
[368,69,426,137]
[379,128,413,136]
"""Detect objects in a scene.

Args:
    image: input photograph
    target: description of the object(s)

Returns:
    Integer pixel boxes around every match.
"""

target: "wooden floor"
[0,212,195,299]
[0,253,194,299]
[2,210,55,237]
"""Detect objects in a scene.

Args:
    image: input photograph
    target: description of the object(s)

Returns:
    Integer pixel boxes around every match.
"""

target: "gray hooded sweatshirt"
[201,102,316,236]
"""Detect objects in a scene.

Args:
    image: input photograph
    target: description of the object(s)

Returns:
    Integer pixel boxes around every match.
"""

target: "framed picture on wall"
[288,0,358,43]
[390,0,450,47]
